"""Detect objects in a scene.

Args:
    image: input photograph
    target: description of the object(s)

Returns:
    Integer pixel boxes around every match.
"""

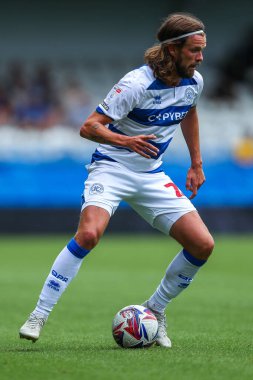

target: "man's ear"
[167,44,177,58]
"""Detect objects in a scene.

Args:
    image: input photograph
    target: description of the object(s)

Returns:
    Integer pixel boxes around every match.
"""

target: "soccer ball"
[112,304,158,348]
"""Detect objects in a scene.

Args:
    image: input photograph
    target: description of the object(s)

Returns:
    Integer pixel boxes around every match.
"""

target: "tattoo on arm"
[92,123,100,130]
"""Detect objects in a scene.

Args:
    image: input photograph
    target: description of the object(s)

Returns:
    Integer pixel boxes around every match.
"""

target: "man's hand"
[123,134,159,159]
[81,113,158,159]
[186,165,206,199]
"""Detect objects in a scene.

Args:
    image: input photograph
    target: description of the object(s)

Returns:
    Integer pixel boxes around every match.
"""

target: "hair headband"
[161,30,204,44]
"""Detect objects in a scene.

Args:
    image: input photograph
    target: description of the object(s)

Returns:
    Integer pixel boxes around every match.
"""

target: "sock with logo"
[33,238,90,317]
[147,249,206,312]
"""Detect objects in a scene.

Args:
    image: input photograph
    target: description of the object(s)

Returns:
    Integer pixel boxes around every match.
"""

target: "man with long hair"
[20,13,214,348]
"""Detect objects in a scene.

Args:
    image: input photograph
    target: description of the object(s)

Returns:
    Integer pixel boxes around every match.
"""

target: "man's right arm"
[80,111,158,159]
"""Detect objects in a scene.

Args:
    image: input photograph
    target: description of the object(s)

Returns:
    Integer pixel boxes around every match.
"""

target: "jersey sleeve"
[191,71,204,107]
[96,71,145,121]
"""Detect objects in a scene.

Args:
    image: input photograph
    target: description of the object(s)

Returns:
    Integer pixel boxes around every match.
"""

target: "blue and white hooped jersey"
[92,65,203,172]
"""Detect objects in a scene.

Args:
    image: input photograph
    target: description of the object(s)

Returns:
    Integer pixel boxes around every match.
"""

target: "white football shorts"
[82,161,196,235]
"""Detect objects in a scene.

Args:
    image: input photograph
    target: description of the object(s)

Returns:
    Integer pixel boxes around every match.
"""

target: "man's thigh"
[77,205,111,236]
[82,162,134,216]
[128,171,195,229]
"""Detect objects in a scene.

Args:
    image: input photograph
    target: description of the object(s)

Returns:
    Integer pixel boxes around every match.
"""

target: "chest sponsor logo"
[148,111,188,122]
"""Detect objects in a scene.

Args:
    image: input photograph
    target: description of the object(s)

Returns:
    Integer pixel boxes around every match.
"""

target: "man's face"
[174,34,206,78]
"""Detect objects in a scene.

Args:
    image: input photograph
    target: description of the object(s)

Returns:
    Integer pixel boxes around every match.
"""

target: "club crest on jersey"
[183,87,195,105]
[89,183,104,195]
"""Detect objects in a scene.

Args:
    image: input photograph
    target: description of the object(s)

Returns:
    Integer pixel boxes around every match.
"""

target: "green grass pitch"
[0,234,253,380]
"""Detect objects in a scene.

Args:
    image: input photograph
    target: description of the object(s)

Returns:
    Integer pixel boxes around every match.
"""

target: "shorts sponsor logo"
[89,183,104,195]
[52,269,68,283]
[183,87,195,105]
[47,280,61,292]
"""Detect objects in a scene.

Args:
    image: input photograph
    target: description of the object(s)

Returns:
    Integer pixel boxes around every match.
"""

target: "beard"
[175,60,195,78]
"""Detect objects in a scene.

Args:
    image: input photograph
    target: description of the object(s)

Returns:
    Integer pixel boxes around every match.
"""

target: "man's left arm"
[181,106,205,199]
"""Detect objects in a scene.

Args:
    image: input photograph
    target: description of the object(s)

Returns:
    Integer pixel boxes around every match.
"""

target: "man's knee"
[194,233,215,260]
[74,229,100,250]
[203,234,215,256]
